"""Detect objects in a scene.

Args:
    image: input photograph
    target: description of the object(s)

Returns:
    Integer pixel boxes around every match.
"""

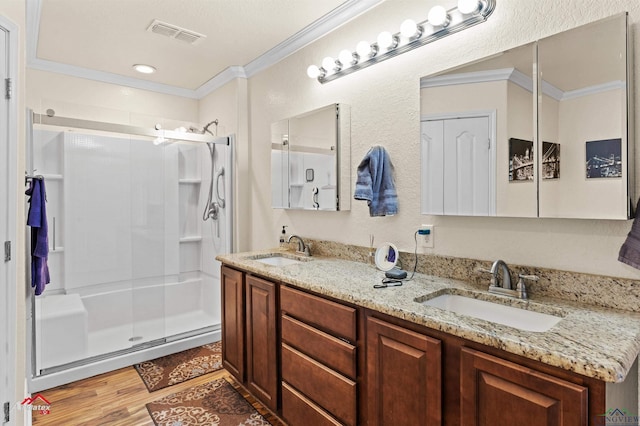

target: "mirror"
[420,43,536,217]
[271,103,351,211]
[374,243,398,272]
[419,13,632,219]
[538,14,631,219]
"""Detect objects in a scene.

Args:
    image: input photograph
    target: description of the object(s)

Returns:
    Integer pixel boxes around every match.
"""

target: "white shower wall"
[30,127,229,382]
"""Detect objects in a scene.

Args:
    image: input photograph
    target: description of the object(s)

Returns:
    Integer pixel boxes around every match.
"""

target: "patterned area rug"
[146,378,272,426]
[135,342,223,392]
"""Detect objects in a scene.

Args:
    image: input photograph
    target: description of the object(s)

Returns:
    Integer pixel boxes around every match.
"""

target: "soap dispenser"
[279,225,288,248]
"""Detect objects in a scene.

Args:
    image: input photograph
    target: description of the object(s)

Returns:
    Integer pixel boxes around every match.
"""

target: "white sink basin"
[420,294,562,332]
[254,255,304,266]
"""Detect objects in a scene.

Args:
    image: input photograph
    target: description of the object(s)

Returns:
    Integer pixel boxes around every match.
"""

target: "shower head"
[202,119,218,136]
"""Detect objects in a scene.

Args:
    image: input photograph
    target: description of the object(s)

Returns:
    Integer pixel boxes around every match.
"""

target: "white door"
[421,114,495,216]
[0,17,16,425]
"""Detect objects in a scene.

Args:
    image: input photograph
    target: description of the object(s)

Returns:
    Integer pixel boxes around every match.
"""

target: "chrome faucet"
[287,235,311,256]
[490,259,512,290]
[478,260,537,300]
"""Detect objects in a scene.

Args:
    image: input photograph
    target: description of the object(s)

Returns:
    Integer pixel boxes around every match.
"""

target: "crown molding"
[242,0,383,78]
[421,67,623,102]
[421,68,533,93]
[26,0,383,100]
[561,80,626,101]
[28,57,201,99]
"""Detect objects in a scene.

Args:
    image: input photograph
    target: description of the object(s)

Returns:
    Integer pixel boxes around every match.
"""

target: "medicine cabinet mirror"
[271,103,351,211]
[420,13,633,219]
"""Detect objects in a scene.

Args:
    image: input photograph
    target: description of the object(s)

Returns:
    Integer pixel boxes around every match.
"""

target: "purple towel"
[25,179,50,295]
[619,198,640,270]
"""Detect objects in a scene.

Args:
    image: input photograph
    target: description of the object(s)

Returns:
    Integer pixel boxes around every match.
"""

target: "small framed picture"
[586,139,622,179]
[542,142,560,180]
[509,138,534,181]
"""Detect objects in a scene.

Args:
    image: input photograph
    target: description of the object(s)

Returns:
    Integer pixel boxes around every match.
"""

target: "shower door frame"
[27,112,234,392]
[0,14,18,424]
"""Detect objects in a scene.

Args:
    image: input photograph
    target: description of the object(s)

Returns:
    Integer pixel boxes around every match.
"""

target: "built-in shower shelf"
[179,236,202,243]
[179,178,201,184]
[41,174,63,180]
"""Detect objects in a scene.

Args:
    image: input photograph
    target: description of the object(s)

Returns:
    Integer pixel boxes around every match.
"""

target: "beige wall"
[27,69,199,126]
[247,0,640,279]
[10,2,640,411]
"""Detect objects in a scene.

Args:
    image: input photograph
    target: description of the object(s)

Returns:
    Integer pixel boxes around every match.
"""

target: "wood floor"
[31,367,286,426]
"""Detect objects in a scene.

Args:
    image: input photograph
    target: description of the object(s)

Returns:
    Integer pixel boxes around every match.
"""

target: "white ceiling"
[29,0,382,98]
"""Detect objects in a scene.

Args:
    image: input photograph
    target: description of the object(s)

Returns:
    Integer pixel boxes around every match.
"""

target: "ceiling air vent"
[146,19,206,45]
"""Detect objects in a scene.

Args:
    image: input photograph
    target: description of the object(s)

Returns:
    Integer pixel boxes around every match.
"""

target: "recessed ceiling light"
[133,64,156,74]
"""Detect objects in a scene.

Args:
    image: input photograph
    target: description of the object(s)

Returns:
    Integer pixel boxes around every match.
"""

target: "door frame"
[420,110,497,216]
[0,13,19,426]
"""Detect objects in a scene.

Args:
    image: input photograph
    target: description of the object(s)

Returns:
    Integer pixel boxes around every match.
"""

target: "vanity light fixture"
[308,0,496,83]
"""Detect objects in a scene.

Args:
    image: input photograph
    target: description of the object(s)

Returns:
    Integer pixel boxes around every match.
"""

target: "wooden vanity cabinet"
[365,310,605,426]
[221,266,244,382]
[280,285,359,426]
[460,347,588,426]
[366,316,442,426]
[222,263,609,426]
[220,266,279,412]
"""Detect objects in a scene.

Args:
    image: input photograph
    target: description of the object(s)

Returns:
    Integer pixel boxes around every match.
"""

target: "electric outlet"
[419,224,434,248]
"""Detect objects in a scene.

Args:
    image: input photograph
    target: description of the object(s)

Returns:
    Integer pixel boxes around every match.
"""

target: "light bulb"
[458,0,480,14]
[376,31,397,50]
[356,41,375,58]
[428,5,450,27]
[307,65,321,79]
[132,64,156,74]
[338,49,356,67]
[400,19,421,39]
[322,56,337,72]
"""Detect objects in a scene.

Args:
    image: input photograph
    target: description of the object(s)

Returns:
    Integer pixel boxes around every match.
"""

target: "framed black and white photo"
[542,142,560,180]
[509,138,534,181]
[585,138,622,179]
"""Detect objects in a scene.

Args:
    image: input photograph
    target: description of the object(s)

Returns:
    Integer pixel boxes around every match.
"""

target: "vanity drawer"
[282,314,356,379]
[282,343,357,426]
[280,285,356,341]
[282,382,342,426]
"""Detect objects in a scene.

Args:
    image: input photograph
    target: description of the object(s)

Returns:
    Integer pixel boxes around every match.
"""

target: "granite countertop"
[217,249,640,383]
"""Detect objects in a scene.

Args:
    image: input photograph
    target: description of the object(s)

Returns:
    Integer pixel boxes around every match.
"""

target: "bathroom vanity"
[218,250,640,426]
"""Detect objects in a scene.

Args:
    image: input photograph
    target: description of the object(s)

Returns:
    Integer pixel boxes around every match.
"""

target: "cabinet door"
[221,266,245,382]
[460,347,588,426]
[366,316,442,426]
[246,275,279,411]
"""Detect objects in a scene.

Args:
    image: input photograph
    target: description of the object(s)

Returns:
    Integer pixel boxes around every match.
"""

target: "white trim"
[28,330,220,392]
[242,0,382,78]
[421,68,520,88]
[421,66,624,102]
[27,57,201,99]
[561,80,626,101]
[26,0,383,99]
[0,13,19,425]
[540,80,564,102]
[194,66,247,98]
[421,67,534,93]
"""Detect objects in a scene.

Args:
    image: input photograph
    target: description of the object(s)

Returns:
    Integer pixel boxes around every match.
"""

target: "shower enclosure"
[26,111,233,391]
